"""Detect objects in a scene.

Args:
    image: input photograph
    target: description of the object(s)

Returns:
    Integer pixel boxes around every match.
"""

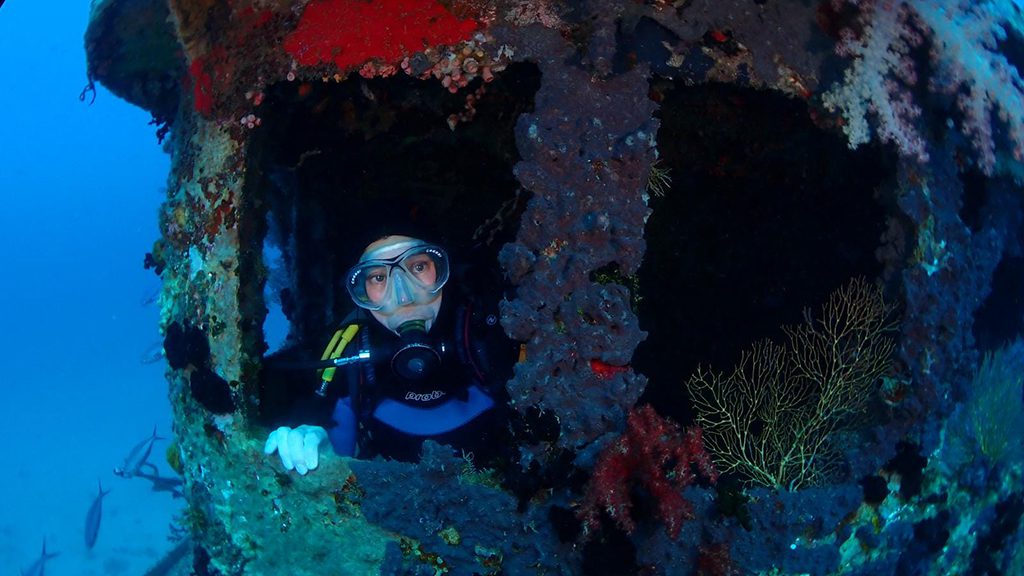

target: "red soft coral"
[578,405,717,539]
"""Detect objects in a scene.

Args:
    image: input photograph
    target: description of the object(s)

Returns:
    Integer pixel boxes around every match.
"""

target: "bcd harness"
[315,301,499,417]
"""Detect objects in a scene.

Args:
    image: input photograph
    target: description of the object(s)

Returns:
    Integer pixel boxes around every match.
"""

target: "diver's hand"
[263,425,328,475]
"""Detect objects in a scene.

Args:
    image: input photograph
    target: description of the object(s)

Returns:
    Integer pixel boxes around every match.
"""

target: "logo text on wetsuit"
[404,390,446,402]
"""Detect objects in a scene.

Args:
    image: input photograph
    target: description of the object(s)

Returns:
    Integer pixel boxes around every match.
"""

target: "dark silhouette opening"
[636,80,893,427]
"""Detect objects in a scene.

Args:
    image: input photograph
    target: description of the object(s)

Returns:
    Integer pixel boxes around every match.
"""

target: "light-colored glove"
[263,425,328,475]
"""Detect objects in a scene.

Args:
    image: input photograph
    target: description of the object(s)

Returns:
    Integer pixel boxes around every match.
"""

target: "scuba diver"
[264,234,517,472]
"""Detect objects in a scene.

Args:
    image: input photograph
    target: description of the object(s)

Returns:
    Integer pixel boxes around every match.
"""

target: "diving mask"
[346,240,450,312]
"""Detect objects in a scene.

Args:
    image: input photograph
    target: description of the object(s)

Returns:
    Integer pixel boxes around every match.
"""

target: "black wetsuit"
[326,291,516,461]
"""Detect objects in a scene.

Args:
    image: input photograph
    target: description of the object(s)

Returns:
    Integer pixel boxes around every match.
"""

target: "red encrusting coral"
[184,1,272,118]
[579,405,717,539]
[589,359,630,379]
[283,0,480,71]
[189,55,214,116]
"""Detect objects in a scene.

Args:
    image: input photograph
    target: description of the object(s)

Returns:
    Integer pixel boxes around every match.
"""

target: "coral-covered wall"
[85,0,1024,574]
[495,24,655,463]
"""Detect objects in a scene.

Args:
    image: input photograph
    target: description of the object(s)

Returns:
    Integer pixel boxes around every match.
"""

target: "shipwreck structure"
[86,0,1024,574]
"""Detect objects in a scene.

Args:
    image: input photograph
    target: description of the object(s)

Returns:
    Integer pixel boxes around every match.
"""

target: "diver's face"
[362,250,438,306]
[352,236,445,334]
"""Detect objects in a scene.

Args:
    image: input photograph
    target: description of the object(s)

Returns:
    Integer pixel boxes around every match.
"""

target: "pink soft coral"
[823,0,1024,174]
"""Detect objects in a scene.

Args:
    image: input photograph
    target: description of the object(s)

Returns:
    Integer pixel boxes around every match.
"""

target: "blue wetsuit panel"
[373,385,494,435]
[328,385,495,455]
[328,398,358,456]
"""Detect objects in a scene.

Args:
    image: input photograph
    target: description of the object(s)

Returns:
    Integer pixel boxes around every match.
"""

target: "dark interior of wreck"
[248,61,901,460]
[252,63,541,348]
[233,60,925,570]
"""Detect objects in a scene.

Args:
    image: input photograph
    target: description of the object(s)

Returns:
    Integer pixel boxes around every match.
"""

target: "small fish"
[114,426,164,478]
[139,286,161,307]
[84,480,110,549]
[140,340,165,365]
[136,470,185,499]
[20,538,58,576]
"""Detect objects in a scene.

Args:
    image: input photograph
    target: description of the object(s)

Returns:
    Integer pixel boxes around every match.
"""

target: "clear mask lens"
[346,244,449,311]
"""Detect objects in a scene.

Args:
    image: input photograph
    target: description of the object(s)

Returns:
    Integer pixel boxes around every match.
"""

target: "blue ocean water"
[0,2,181,574]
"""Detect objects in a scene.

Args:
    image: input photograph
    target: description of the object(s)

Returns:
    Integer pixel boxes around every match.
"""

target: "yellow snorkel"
[315,324,360,396]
